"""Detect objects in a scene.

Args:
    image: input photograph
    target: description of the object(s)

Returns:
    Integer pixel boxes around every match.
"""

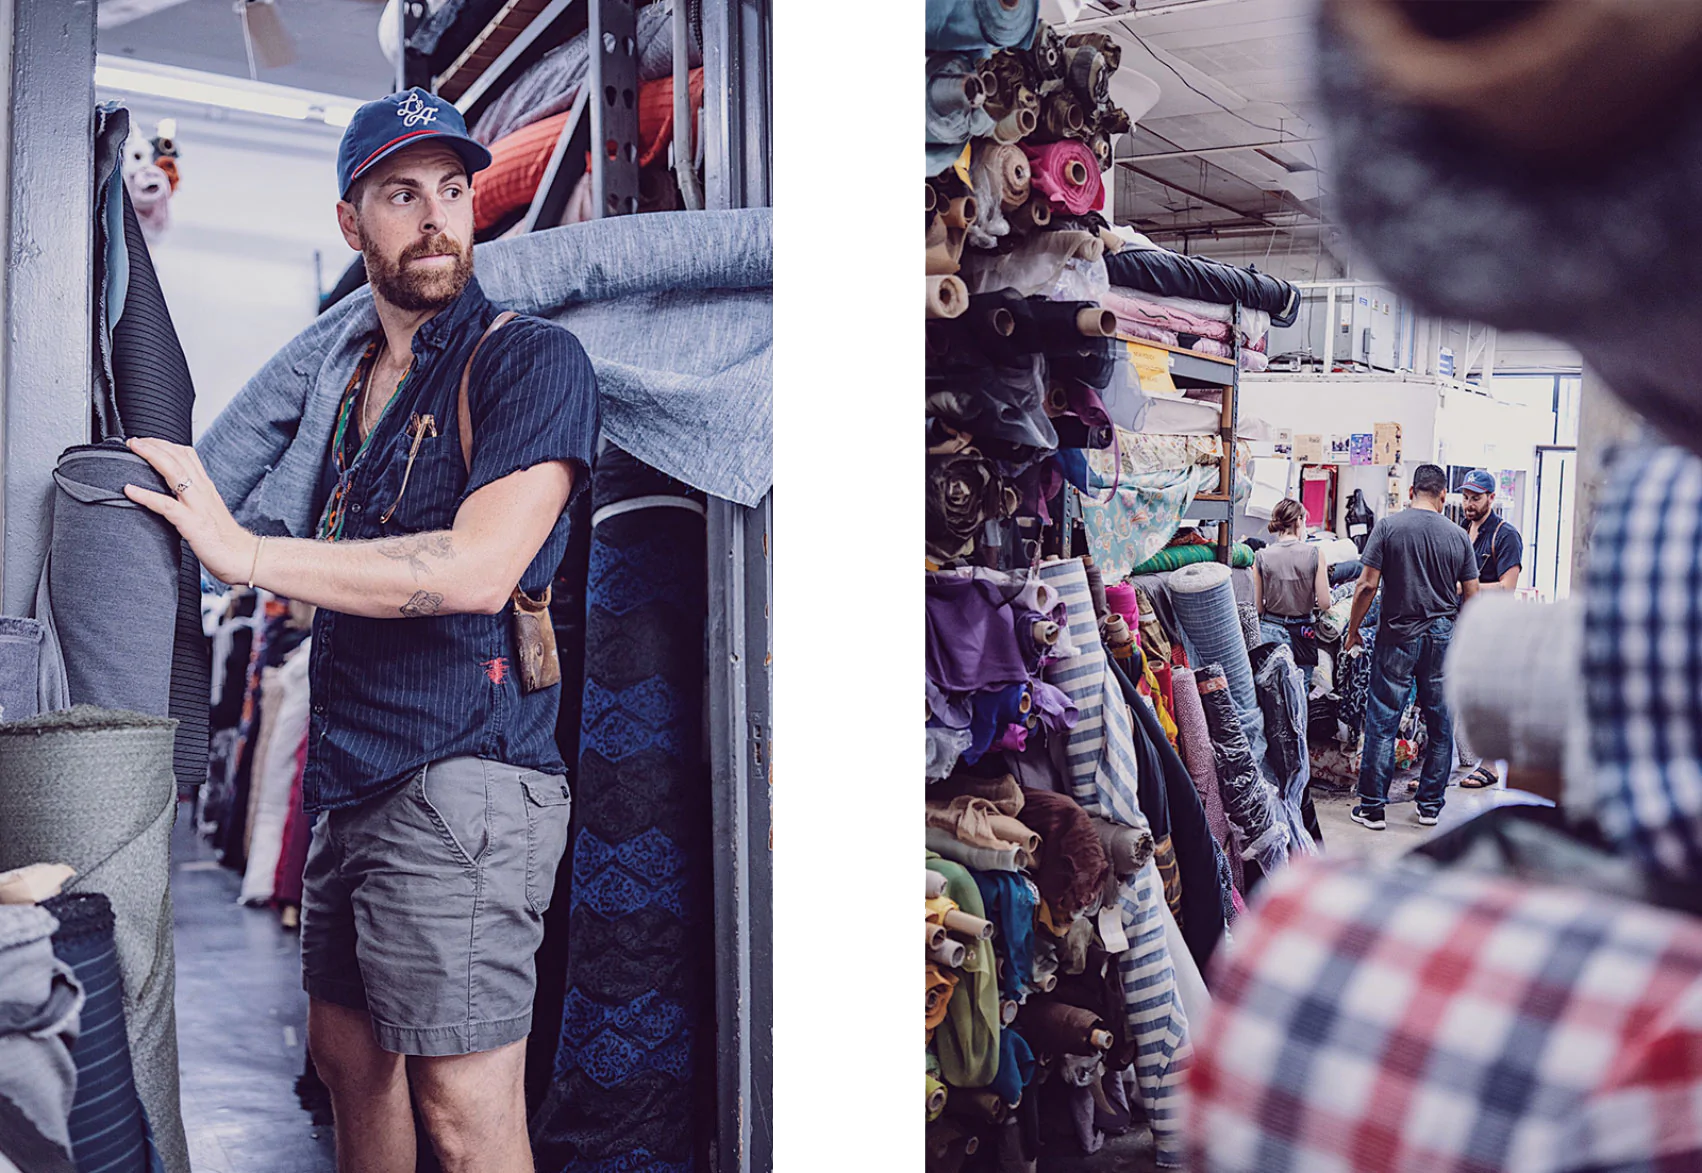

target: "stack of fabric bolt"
[1099,240,1301,372]
[926,7,1234,1168]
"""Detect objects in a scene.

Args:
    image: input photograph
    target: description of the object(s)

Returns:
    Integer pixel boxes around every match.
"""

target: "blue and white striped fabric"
[1586,444,1702,884]
[1113,861,1192,1169]
[1041,557,1192,1168]
[1171,561,1268,766]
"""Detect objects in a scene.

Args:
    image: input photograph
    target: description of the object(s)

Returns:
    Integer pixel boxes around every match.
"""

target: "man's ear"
[336,199,362,251]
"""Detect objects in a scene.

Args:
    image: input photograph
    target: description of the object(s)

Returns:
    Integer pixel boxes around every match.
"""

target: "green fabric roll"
[926,851,1000,1088]
[1128,542,1253,576]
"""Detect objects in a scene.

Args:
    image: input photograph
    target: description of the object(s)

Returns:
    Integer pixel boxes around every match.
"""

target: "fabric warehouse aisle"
[171,810,334,1173]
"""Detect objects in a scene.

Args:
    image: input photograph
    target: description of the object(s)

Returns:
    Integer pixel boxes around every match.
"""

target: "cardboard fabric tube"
[926,920,948,951]
[1090,1029,1114,1052]
[943,909,994,940]
[927,1082,948,1116]
[989,307,1016,337]
[926,870,949,899]
[1033,619,1060,646]
[1033,971,1058,993]
[988,815,1039,854]
[1077,307,1116,337]
[930,938,967,968]
[926,275,969,320]
[1001,999,1019,1025]
[1064,158,1088,186]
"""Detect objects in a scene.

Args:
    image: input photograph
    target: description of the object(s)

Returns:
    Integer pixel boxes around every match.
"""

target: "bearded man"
[124,88,598,1173]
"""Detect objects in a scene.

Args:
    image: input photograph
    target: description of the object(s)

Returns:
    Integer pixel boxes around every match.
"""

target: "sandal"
[1459,764,1499,789]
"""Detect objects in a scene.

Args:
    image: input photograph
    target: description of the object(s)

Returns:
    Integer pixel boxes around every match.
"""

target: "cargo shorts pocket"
[413,760,491,871]
[520,772,571,916]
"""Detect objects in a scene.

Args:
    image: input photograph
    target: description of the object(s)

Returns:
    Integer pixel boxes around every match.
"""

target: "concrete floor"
[1311,763,1535,864]
[172,810,336,1173]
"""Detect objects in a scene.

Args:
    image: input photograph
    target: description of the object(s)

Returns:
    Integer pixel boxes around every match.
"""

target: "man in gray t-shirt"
[1341,464,1480,830]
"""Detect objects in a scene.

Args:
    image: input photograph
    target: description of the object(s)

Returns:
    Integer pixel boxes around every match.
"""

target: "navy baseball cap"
[337,87,493,200]
[1462,469,1497,495]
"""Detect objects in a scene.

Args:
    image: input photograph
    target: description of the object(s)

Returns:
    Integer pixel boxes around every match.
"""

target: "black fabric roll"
[530,446,713,1173]
[111,185,209,800]
[1048,337,1115,390]
[43,893,151,1173]
[927,354,1059,452]
[1104,248,1301,327]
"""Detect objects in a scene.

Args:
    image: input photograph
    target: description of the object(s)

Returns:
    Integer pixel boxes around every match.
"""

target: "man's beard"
[363,230,473,312]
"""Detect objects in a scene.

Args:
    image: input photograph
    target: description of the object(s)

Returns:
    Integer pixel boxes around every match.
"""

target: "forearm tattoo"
[376,532,456,580]
[400,590,444,618]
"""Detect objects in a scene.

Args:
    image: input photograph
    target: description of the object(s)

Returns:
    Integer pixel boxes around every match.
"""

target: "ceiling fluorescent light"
[94,56,360,128]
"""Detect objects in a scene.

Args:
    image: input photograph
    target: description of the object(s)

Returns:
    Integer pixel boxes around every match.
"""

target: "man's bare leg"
[308,998,416,1173]
[411,1038,532,1173]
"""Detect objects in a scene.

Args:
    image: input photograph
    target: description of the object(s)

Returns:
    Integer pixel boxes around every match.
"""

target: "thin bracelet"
[247,535,266,589]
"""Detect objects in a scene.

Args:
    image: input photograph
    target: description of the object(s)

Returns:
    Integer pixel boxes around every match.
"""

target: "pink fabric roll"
[1100,287,1232,342]
[1104,583,1141,633]
[1171,665,1245,897]
[1021,140,1104,215]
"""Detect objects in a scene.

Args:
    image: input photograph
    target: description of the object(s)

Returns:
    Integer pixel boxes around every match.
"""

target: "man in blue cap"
[120,87,599,1171]
[1454,468,1526,789]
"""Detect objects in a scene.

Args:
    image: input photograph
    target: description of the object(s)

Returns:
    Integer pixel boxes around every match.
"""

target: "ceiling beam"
[1118,162,1278,227]
[1117,138,1320,163]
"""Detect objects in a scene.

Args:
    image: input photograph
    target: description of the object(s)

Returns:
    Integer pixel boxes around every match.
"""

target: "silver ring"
[173,477,193,496]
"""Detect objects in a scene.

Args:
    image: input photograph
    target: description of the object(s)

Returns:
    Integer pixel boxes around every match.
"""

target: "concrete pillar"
[0,0,95,613]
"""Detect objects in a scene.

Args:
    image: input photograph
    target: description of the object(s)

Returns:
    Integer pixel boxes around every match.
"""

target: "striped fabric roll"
[1171,561,1267,765]
[1042,557,1192,1168]
[1112,861,1192,1168]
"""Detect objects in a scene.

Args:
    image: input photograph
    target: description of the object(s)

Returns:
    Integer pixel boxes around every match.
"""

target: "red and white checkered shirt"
[1187,857,1702,1173]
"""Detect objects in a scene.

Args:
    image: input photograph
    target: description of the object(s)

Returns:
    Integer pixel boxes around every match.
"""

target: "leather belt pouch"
[511,585,561,693]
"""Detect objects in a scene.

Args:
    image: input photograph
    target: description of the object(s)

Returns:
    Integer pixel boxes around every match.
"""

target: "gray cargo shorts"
[301,756,572,1056]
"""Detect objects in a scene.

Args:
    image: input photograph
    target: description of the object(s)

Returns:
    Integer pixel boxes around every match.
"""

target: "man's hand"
[122,438,255,583]
[1342,629,1362,655]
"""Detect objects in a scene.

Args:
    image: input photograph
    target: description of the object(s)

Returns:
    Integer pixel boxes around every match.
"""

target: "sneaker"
[1415,810,1440,827]
[1351,804,1386,831]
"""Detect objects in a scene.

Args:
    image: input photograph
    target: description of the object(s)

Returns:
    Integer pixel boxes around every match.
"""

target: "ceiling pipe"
[1115,138,1320,163]
[1060,0,1246,32]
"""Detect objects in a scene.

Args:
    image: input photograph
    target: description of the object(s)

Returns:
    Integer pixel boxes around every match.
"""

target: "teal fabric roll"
[1128,543,1253,577]
[925,0,1039,55]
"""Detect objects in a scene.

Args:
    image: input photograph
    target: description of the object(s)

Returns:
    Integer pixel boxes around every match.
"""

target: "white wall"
[100,97,354,439]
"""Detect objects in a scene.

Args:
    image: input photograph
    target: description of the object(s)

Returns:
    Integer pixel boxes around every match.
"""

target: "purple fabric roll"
[927,572,1029,693]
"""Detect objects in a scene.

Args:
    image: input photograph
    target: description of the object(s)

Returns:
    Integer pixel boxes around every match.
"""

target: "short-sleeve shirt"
[303,276,599,813]
[1360,506,1479,641]
[1469,511,1524,587]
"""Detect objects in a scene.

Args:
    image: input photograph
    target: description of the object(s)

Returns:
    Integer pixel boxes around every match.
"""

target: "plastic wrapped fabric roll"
[1195,666,1290,872]
[980,142,1032,210]
[1252,643,1321,856]
[1170,561,1267,766]
[0,708,187,1173]
[1171,666,1241,897]
[925,54,996,170]
[925,0,1040,55]
[1021,140,1104,215]
[1238,601,1264,655]
[958,229,1108,301]
[927,274,969,319]
[44,892,152,1173]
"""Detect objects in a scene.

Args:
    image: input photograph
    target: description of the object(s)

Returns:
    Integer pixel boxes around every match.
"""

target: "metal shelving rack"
[397,4,772,1171]
[1110,335,1242,565]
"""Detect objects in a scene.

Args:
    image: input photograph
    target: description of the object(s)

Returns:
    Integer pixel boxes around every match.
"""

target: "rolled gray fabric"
[0,617,45,720]
[0,903,81,1173]
[45,445,179,721]
[0,708,186,1173]
[1446,595,1582,779]
[1088,814,1154,878]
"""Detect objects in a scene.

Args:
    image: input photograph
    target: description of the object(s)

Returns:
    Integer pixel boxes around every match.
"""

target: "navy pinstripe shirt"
[303,277,598,813]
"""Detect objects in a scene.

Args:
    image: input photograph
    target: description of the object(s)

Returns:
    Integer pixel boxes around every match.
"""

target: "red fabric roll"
[474,68,705,232]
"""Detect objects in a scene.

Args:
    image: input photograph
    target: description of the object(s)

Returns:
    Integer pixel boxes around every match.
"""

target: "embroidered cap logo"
[396,92,439,129]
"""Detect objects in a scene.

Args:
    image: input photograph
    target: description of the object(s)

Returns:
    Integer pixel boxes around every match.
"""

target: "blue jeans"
[1259,616,1314,688]
[1355,615,1455,816]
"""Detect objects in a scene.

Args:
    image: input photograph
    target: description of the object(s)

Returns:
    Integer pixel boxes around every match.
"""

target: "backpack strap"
[457,310,520,471]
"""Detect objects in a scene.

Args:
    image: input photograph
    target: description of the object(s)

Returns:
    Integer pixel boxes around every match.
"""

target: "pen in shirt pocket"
[380,412,437,524]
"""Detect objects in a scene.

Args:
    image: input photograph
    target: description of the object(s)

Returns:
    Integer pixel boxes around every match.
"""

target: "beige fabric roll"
[927,275,968,319]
